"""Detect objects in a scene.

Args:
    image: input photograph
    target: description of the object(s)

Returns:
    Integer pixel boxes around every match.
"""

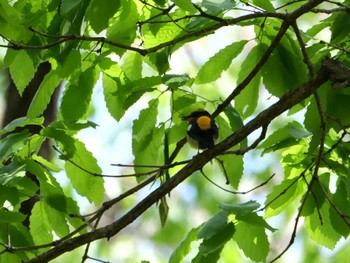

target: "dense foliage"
[1,0,350,262]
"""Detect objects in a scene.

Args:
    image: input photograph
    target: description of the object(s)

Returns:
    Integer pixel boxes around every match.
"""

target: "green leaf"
[0,130,30,161]
[162,74,191,88]
[0,210,26,223]
[169,226,201,263]
[235,44,264,118]
[233,222,269,262]
[132,99,159,153]
[201,0,238,14]
[65,139,104,205]
[86,0,120,33]
[0,162,26,187]
[258,121,311,154]
[44,203,70,238]
[262,40,307,97]
[216,154,243,189]
[158,196,169,227]
[197,211,229,240]
[134,125,164,176]
[0,2,29,41]
[9,50,36,95]
[41,127,76,157]
[107,0,138,50]
[252,0,275,12]
[329,180,350,237]
[27,70,61,118]
[32,154,61,173]
[49,120,98,132]
[223,105,244,132]
[305,201,342,249]
[195,41,248,84]
[197,223,235,256]
[264,178,303,218]
[102,72,159,121]
[60,0,82,14]
[122,51,143,81]
[56,49,82,78]
[331,12,350,43]
[219,200,260,215]
[0,117,44,135]
[60,67,98,120]
[30,202,53,245]
[173,0,197,13]
[237,213,276,232]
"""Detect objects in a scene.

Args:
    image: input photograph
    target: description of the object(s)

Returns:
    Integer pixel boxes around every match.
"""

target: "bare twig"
[202,171,275,195]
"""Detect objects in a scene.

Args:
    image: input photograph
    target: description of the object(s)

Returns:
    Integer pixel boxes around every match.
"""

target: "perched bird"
[182,110,219,149]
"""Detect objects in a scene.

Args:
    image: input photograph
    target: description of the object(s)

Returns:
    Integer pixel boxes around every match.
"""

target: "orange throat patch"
[196,116,211,130]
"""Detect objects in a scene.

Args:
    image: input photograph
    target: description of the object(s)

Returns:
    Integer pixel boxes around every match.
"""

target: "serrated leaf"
[162,74,191,88]
[49,120,98,132]
[173,0,197,12]
[132,99,159,153]
[122,51,143,81]
[258,121,310,154]
[219,200,260,215]
[264,178,302,218]
[65,139,104,205]
[331,12,350,43]
[233,222,269,262]
[30,202,53,244]
[60,67,98,120]
[195,41,247,84]
[202,0,238,14]
[32,154,61,172]
[44,203,70,237]
[9,50,36,95]
[86,0,120,33]
[235,44,265,118]
[237,213,276,232]
[27,70,61,118]
[305,201,342,249]
[262,42,307,97]
[0,211,26,223]
[107,0,138,49]
[60,0,82,14]
[197,211,229,240]
[56,49,82,78]
[0,130,30,161]
[134,125,164,177]
[198,222,235,256]
[0,117,44,135]
[253,0,275,12]
[169,226,201,263]
[0,185,20,208]
[216,154,243,189]
[329,180,350,237]
[0,162,26,186]
[41,127,76,157]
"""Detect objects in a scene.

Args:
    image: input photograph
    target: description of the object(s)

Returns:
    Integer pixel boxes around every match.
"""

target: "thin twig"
[202,171,275,194]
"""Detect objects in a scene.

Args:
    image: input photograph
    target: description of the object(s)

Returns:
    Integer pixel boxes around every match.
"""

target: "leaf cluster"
[0,0,350,262]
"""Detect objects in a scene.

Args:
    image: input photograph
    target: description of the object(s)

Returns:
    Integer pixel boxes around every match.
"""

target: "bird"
[182,110,219,149]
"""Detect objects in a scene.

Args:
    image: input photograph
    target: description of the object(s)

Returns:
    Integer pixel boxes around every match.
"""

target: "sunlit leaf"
[169,226,201,263]
[8,50,36,95]
[195,41,247,84]
[27,70,61,118]
[65,140,104,205]
[233,222,269,262]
